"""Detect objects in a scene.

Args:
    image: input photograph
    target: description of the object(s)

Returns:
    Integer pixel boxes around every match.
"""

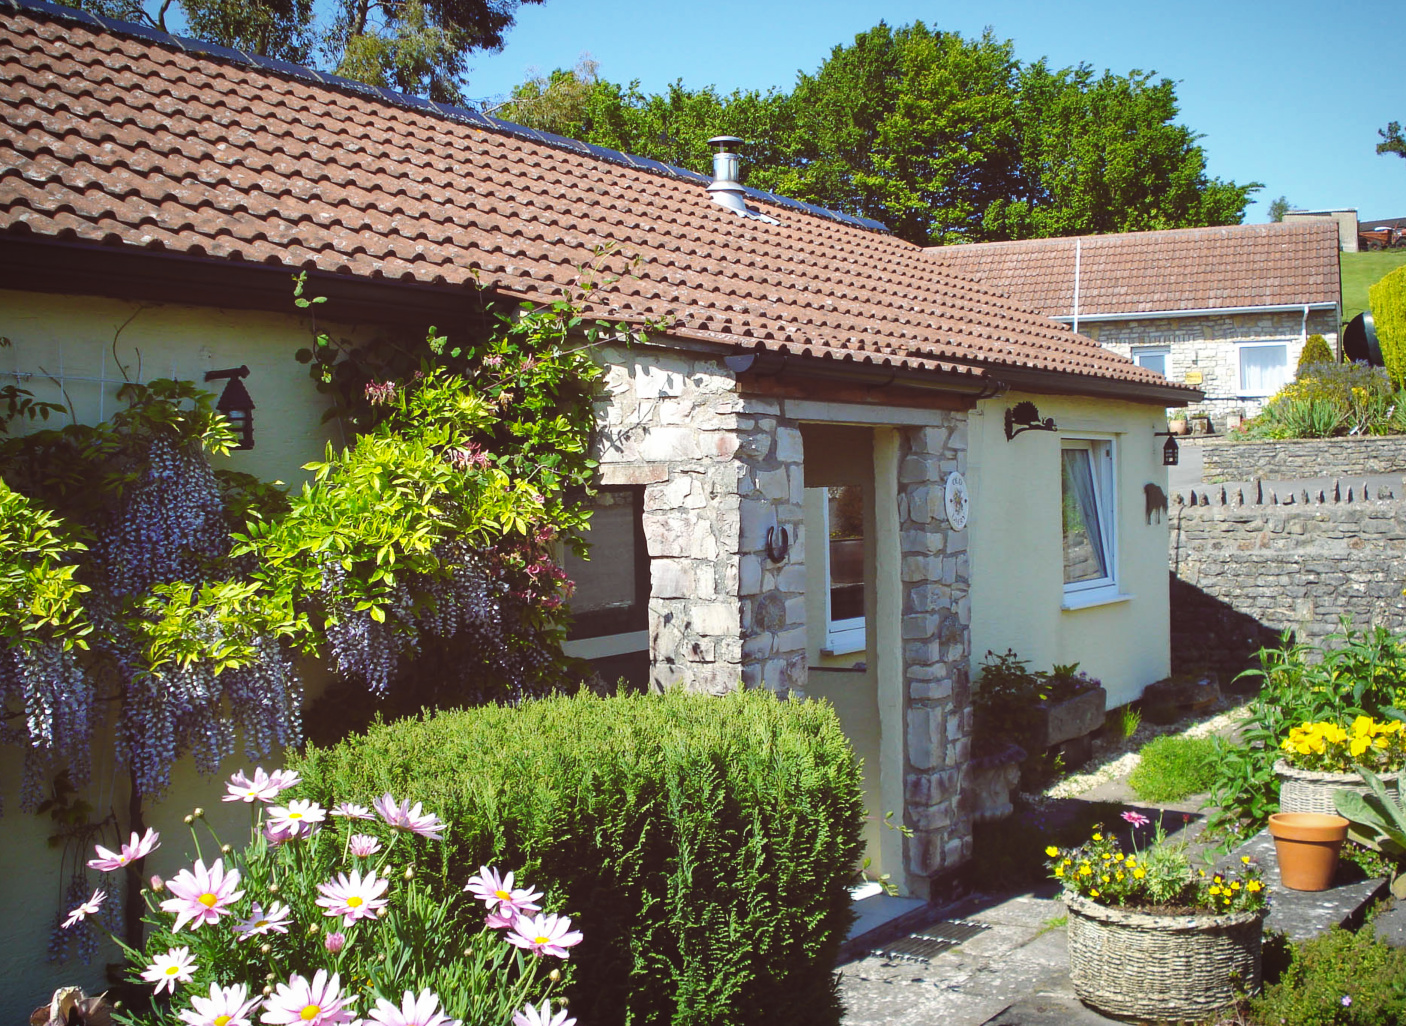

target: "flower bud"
[308,923,320,936]
[221,844,232,854]
[193,807,205,819]
[263,986,272,997]
[462,949,471,958]
[268,884,279,894]
[260,943,272,955]
[324,931,346,954]
[376,906,388,918]
[150,875,165,893]
[183,815,193,825]
[557,998,568,1008]
[403,865,415,881]
[265,972,276,981]
[549,969,561,983]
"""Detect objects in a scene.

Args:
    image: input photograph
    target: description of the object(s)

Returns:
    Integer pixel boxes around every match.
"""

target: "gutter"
[1052,302,1339,324]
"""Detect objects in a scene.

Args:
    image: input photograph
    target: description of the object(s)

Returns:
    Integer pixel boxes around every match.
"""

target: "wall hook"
[765,525,789,563]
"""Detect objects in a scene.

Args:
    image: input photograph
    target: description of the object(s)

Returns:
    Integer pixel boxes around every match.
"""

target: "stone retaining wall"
[1169,481,1406,678]
[1200,436,1406,482]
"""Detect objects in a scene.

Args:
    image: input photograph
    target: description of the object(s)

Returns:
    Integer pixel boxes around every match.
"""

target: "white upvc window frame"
[1060,436,1119,606]
[1132,345,1171,378]
[820,488,866,656]
[1237,339,1293,398]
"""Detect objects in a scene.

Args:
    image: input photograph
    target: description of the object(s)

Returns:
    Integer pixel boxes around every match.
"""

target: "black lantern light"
[1155,431,1180,466]
[205,366,254,450]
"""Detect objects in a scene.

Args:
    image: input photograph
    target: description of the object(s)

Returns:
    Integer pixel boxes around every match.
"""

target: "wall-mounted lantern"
[1004,401,1058,441]
[205,366,254,450]
[1155,431,1180,466]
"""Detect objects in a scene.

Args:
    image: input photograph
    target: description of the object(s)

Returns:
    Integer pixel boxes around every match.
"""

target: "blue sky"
[458,0,1404,223]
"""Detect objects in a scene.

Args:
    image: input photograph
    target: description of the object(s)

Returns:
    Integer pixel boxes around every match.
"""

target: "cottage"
[0,0,1196,1005]
[932,223,1342,428]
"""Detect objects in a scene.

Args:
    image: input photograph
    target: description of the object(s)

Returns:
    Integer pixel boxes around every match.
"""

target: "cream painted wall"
[967,393,1171,709]
[0,290,352,1017]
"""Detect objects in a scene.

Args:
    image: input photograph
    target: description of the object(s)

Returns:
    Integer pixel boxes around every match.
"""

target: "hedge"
[290,688,867,1026]
[1370,264,1406,385]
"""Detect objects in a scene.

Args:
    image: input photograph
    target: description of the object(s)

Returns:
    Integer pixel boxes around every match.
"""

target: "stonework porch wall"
[896,419,974,885]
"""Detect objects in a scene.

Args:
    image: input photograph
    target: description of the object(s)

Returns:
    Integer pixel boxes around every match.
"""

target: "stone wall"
[1169,482,1406,676]
[898,421,975,879]
[1199,436,1406,482]
[1095,308,1338,427]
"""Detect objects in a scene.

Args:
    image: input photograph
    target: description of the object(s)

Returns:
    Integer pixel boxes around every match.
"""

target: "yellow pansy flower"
[1045,846,1060,858]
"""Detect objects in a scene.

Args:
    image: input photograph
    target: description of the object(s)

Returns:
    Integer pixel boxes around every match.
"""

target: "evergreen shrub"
[1297,333,1335,372]
[291,688,867,1026]
[1370,264,1406,385]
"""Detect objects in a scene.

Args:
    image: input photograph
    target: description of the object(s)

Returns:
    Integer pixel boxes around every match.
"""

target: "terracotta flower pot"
[1268,812,1348,892]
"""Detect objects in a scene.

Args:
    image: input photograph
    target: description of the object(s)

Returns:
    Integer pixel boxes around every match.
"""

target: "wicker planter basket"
[1276,761,1400,816]
[1066,893,1263,1023]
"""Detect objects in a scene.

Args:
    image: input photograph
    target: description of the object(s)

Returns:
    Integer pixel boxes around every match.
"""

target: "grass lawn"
[1341,249,1406,327]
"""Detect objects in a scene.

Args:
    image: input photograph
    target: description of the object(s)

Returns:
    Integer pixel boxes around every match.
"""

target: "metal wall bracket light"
[1004,401,1057,440]
[1154,431,1180,466]
[205,366,255,450]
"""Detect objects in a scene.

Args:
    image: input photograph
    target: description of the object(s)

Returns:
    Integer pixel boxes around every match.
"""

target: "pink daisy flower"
[260,970,355,1026]
[507,912,583,959]
[403,803,445,840]
[485,909,516,930]
[61,888,105,929]
[141,946,196,995]
[315,869,389,926]
[160,858,244,932]
[268,799,326,839]
[347,834,382,857]
[1121,810,1152,829]
[512,1000,575,1026]
[269,768,301,791]
[223,768,283,804]
[373,795,445,839]
[88,827,160,871]
[464,867,542,918]
[178,982,262,1026]
[233,901,292,940]
[332,802,374,821]
[366,989,458,1026]
[374,793,411,829]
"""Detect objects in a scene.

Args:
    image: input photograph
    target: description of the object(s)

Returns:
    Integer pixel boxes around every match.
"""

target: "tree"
[1379,121,1406,160]
[501,22,1260,246]
[62,0,540,97]
[1268,196,1292,222]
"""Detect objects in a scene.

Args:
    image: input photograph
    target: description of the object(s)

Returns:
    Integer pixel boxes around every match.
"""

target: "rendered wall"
[967,393,1172,709]
[0,290,348,1018]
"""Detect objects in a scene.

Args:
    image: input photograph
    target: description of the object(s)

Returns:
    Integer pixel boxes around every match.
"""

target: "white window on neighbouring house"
[823,484,865,655]
[1239,341,1291,397]
[1132,346,1170,378]
[1060,439,1117,601]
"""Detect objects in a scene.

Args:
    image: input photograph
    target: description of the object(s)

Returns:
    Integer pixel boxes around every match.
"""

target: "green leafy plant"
[1112,703,1142,741]
[291,688,866,1026]
[1128,735,1218,803]
[1251,927,1406,1025]
[1244,361,1406,439]
[1298,333,1336,372]
[1334,767,1406,858]
[1371,264,1406,386]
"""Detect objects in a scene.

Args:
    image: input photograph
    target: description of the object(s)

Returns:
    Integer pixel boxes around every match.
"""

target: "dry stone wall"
[897,421,974,880]
[1169,481,1406,677]
[1199,436,1406,481]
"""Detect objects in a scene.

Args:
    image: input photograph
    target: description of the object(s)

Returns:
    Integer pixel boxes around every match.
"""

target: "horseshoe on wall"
[765,526,789,563]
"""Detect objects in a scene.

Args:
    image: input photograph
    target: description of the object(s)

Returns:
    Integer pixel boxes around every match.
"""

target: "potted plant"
[1168,415,1189,436]
[1276,716,1405,815]
[1047,810,1268,1022]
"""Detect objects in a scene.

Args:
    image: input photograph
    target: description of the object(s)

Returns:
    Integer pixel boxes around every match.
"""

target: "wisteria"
[0,642,92,810]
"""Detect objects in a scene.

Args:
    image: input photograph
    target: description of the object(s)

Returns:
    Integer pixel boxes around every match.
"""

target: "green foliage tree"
[1297,332,1334,371]
[500,22,1259,246]
[60,0,540,96]
[1268,195,1292,222]
[1379,120,1406,159]
[1370,264,1406,385]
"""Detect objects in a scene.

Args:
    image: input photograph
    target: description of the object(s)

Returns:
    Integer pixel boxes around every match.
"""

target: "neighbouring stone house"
[0,0,1195,1006]
[932,223,1342,429]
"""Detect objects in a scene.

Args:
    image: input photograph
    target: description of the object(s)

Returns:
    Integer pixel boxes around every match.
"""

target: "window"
[562,488,650,689]
[1239,341,1291,397]
[1132,346,1170,378]
[1060,439,1116,598]
[823,484,865,654]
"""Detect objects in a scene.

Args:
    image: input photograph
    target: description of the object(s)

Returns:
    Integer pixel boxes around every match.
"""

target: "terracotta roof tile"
[929,223,1341,318]
[0,0,1187,394]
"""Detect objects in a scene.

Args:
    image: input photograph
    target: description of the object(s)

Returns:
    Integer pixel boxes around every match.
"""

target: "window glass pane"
[565,502,636,614]
[1240,345,1288,395]
[1136,351,1167,377]
[1061,449,1108,584]
[828,485,864,623]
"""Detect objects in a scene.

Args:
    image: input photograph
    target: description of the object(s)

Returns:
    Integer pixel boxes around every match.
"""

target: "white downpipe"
[1072,237,1082,335]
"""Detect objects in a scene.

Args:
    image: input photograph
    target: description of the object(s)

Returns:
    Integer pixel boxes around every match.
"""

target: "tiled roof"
[0,0,1187,395]
[928,222,1341,318]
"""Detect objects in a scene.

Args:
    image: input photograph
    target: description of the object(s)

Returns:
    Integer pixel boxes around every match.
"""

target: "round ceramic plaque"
[944,471,969,530]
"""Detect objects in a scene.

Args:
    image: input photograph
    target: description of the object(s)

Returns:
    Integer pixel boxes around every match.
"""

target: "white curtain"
[1240,345,1288,396]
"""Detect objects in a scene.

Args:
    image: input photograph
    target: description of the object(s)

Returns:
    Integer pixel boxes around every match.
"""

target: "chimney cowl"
[707,135,748,214]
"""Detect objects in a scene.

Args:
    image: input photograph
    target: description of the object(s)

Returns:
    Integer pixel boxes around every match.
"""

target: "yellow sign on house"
[1184,370,1204,385]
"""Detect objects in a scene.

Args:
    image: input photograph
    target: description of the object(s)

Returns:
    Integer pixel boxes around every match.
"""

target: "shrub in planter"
[290,689,866,1026]
[973,651,1104,788]
[1251,927,1406,1025]
[1278,717,1406,816]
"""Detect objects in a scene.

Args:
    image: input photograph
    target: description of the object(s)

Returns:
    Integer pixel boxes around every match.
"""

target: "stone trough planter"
[1032,686,1106,766]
